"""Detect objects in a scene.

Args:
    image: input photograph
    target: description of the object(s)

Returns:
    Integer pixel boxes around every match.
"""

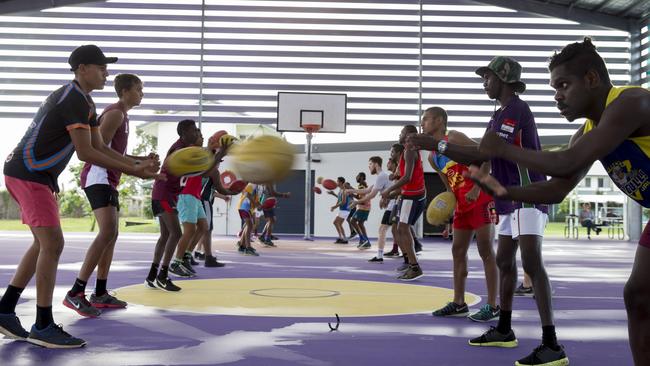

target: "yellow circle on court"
[116,278,480,317]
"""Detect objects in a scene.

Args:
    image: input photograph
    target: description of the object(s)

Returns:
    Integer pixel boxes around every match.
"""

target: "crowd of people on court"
[1,37,650,366]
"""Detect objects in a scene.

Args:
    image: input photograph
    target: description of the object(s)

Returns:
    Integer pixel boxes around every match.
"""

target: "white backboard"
[277,92,346,133]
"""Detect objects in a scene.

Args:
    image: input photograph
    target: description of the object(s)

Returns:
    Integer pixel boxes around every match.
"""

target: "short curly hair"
[548,37,610,84]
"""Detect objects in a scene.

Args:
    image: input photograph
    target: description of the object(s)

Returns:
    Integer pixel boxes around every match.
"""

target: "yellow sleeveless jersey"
[583,86,650,207]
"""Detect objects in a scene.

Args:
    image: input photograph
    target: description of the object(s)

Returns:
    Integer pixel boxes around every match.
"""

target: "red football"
[322,178,337,190]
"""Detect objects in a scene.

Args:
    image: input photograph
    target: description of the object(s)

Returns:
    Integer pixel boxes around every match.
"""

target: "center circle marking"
[249,288,341,299]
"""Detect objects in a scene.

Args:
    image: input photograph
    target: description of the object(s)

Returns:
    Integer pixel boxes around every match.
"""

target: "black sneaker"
[334,238,348,244]
[397,265,423,281]
[169,262,193,278]
[205,255,226,267]
[469,326,518,348]
[414,242,423,253]
[244,247,260,256]
[194,251,206,260]
[368,256,383,263]
[270,235,279,240]
[514,283,534,297]
[348,231,358,239]
[155,276,181,292]
[358,241,371,250]
[0,312,29,340]
[432,302,469,317]
[27,323,86,349]
[384,250,400,258]
[182,256,197,274]
[144,278,157,289]
[515,344,569,366]
[262,239,276,247]
[185,253,199,266]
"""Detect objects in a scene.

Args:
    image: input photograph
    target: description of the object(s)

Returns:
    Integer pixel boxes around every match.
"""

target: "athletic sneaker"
[334,238,348,244]
[238,245,246,254]
[244,247,260,256]
[169,262,193,278]
[182,256,197,274]
[414,242,423,253]
[432,302,469,317]
[90,293,127,309]
[397,265,423,281]
[205,255,226,267]
[62,292,101,318]
[27,323,86,349]
[395,262,410,273]
[144,278,157,289]
[515,344,569,366]
[358,241,371,250]
[185,253,199,266]
[514,283,534,297]
[194,251,206,260]
[270,235,279,240]
[262,239,276,247]
[348,231,358,239]
[368,256,383,263]
[155,276,181,292]
[468,304,501,322]
[0,312,29,340]
[384,250,400,258]
[469,326,518,348]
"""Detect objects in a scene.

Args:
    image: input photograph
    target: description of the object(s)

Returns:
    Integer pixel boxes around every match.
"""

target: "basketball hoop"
[302,124,321,134]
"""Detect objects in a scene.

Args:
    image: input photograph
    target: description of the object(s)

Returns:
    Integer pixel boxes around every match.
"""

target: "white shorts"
[255,209,263,218]
[338,210,350,219]
[498,208,547,239]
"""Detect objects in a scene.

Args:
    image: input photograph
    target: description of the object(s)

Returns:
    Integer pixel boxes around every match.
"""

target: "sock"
[158,265,169,280]
[95,279,107,297]
[69,278,87,296]
[497,310,512,334]
[0,285,24,314]
[542,325,559,350]
[147,263,159,282]
[35,305,54,330]
[377,249,384,259]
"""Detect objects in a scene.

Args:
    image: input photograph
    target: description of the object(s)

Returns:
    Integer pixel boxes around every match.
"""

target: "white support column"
[627,197,642,242]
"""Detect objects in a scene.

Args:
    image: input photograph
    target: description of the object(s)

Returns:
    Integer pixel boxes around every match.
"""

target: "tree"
[119,128,157,218]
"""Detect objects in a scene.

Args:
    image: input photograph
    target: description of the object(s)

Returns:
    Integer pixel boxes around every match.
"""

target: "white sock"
[377,249,384,259]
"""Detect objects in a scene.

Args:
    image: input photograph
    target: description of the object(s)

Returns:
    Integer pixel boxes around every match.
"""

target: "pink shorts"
[5,176,59,227]
[640,221,650,248]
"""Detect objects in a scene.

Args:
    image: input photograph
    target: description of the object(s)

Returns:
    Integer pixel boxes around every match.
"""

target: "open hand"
[464,165,507,198]
[405,133,437,151]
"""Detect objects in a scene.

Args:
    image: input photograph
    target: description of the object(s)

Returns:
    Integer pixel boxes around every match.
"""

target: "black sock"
[542,325,559,349]
[35,305,54,330]
[0,285,24,314]
[497,310,512,334]
[158,265,169,280]
[147,263,159,281]
[69,278,87,296]
[95,279,107,297]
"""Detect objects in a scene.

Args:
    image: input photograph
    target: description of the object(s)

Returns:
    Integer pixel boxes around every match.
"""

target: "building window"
[598,178,605,188]
[585,178,591,187]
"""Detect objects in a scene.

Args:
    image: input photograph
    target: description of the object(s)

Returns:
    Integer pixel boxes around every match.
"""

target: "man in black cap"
[0,45,161,349]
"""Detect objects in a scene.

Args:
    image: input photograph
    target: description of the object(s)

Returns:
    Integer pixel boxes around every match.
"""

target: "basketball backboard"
[277,92,346,133]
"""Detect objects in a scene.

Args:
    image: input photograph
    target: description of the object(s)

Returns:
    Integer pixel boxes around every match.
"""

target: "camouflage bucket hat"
[475,56,526,93]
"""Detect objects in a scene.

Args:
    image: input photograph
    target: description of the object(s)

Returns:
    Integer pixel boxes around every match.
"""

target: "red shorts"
[5,176,60,227]
[239,209,252,220]
[640,221,650,248]
[453,200,493,231]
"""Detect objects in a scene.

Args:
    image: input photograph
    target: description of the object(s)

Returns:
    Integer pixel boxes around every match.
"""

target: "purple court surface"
[0,231,635,365]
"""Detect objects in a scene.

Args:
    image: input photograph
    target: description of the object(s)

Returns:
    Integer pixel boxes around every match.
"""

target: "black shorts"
[152,199,177,217]
[397,195,425,225]
[84,184,120,211]
[381,210,392,225]
[347,207,357,222]
[203,200,214,231]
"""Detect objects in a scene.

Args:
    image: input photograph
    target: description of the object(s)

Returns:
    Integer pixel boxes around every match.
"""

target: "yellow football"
[166,146,214,177]
[426,191,457,225]
[229,135,295,183]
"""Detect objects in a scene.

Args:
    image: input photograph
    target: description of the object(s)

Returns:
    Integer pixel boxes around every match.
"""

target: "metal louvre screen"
[0,0,631,132]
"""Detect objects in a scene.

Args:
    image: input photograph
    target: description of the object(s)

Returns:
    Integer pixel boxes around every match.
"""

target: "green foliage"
[119,128,157,218]
[58,188,91,218]
[554,197,571,222]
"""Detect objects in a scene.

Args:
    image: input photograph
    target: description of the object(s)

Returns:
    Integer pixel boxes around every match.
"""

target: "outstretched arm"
[407,132,490,166]
[479,90,650,178]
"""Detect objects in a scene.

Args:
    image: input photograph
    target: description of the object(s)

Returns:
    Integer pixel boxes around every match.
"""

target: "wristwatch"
[437,140,448,155]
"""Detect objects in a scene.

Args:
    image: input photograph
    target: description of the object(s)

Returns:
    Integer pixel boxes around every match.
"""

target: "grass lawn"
[0,217,159,233]
[0,218,570,237]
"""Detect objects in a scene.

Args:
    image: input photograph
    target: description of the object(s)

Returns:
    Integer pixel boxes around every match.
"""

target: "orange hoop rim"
[302,124,321,133]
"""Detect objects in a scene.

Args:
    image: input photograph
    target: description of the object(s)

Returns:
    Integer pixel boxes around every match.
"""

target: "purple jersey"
[486,95,548,215]
[152,139,188,203]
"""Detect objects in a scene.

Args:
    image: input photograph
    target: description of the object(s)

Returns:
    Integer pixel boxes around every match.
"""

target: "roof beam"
[0,0,95,15]
[617,0,647,18]
[474,0,632,31]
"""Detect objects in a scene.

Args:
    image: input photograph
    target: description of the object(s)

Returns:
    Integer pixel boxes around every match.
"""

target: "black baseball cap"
[68,45,118,71]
